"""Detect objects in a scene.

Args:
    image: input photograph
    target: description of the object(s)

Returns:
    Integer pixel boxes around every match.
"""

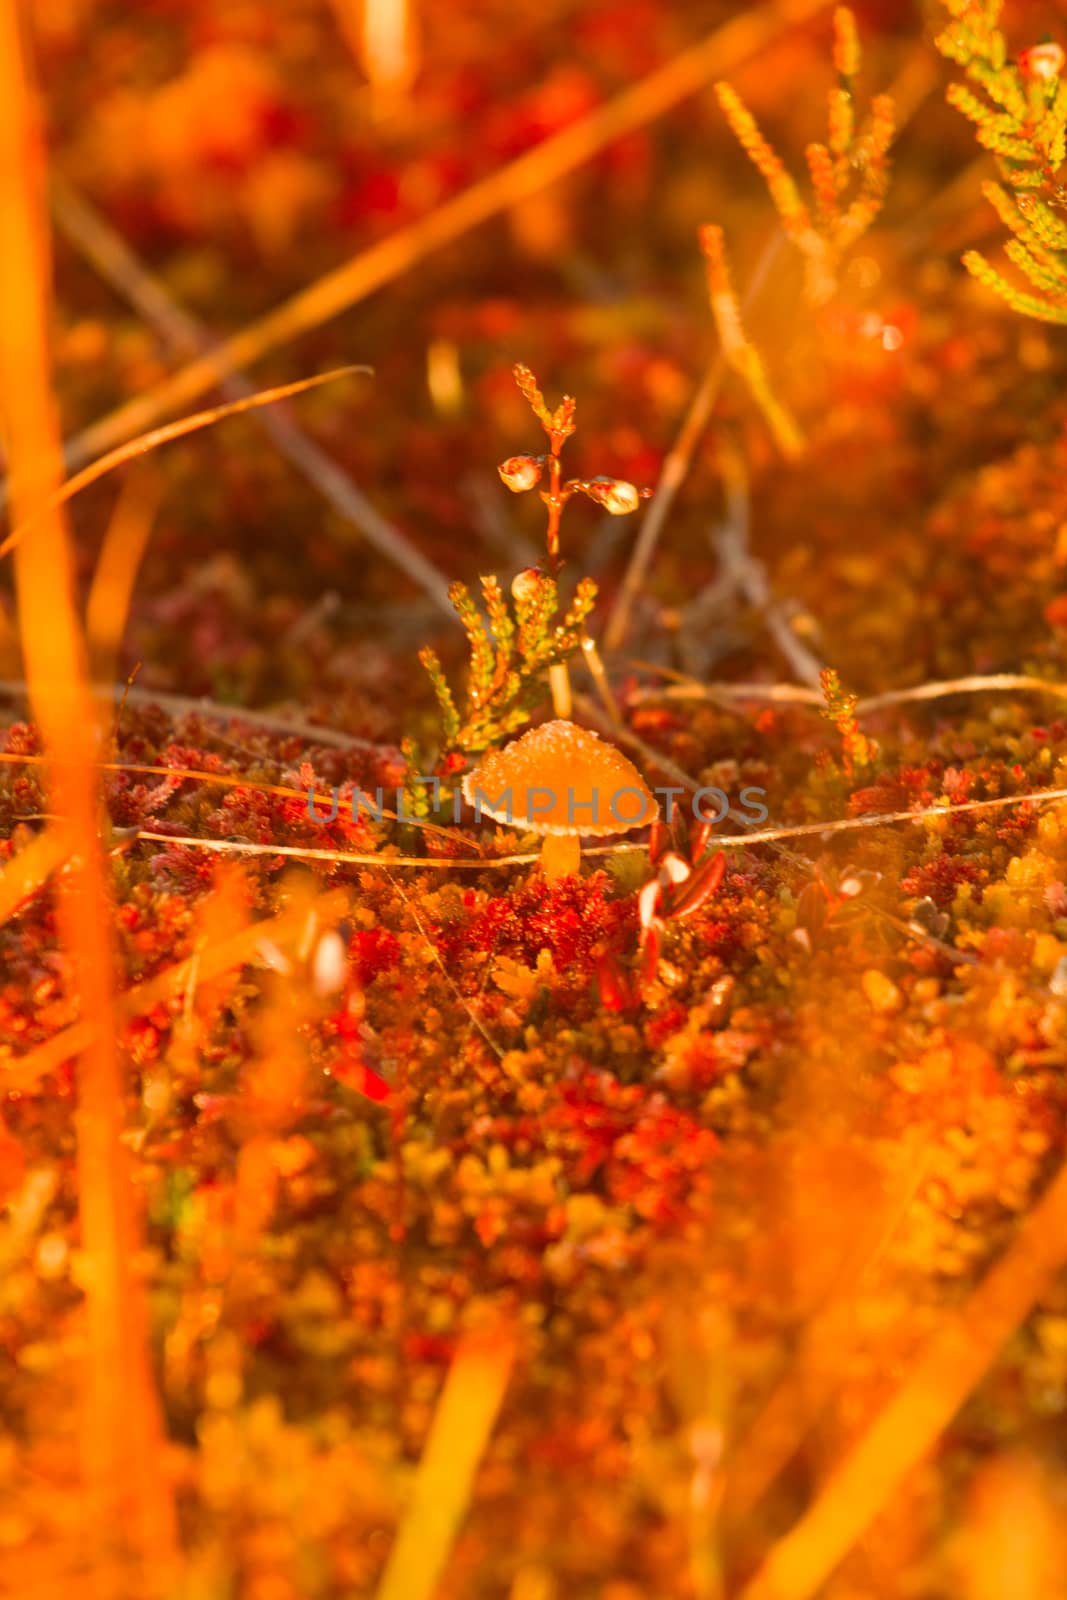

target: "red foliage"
[453,873,629,972]
[349,928,400,986]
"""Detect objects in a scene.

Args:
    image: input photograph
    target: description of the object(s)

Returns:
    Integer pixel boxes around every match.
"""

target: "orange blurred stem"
[0,3,176,1591]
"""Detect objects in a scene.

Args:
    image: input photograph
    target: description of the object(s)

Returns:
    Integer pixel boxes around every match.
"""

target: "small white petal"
[661,852,691,886]
[313,930,348,998]
[638,880,661,930]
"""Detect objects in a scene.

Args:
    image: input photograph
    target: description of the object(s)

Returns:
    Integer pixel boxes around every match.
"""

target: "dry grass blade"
[629,670,825,708]
[705,785,1067,847]
[3,889,350,1092]
[629,672,1067,714]
[46,0,831,476]
[0,365,368,560]
[602,232,783,654]
[0,823,69,925]
[86,467,162,686]
[722,1128,934,1524]
[737,1155,1067,1600]
[50,178,455,614]
[135,830,534,869]
[0,677,400,753]
[374,1311,518,1600]
[701,224,806,458]
[855,674,1067,715]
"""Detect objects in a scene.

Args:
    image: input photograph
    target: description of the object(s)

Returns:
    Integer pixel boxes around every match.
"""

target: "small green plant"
[407,365,647,811]
[501,363,648,577]
[936,1,1067,323]
[820,667,877,778]
[715,6,895,305]
[418,567,597,764]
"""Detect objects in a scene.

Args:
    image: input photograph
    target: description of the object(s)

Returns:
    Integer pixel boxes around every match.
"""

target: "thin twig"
[129,784,1067,863]
[48,178,455,615]
[0,677,398,754]
[386,869,504,1059]
[580,637,624,729]
[0,367,369,561]
[686,438,826,686]
[133,831,545,869]
[602,231,784,654]
[627,672,1067,715]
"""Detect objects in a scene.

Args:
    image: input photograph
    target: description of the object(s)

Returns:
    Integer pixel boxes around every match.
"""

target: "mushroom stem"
[541,830,581,881]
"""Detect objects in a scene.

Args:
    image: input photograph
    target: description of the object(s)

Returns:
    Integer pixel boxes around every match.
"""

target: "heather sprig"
[820,667,877,778]
[498,362,649,718]
[936,2,1067,321]
[502,362,649,576]
[418,570,598,766]
[715,7,895,304]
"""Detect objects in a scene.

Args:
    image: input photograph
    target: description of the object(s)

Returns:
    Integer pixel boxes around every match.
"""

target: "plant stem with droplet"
[543,427,572,718]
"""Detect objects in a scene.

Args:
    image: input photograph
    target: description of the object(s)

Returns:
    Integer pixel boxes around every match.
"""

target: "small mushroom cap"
[461,719,659,837]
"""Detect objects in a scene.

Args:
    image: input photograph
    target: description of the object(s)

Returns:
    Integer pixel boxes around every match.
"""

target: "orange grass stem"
[3,889,351,1093]
[374,1311,518,1600]
[86,468,162,687]
[738,1154,1067,1599]
[0,3,176,1589]
[0,820,70,922]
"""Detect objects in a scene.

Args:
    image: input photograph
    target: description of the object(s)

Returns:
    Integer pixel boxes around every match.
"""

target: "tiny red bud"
[498,454,542,492]
[1020,41,1064,80]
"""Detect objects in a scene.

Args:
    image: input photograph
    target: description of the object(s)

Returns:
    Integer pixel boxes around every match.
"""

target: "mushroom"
[462,719,659,880]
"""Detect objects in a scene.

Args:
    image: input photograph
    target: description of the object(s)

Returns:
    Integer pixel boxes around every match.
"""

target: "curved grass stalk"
[629,671,1067,715]
[0,366,369,561]
[737,1152,1067,1599]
